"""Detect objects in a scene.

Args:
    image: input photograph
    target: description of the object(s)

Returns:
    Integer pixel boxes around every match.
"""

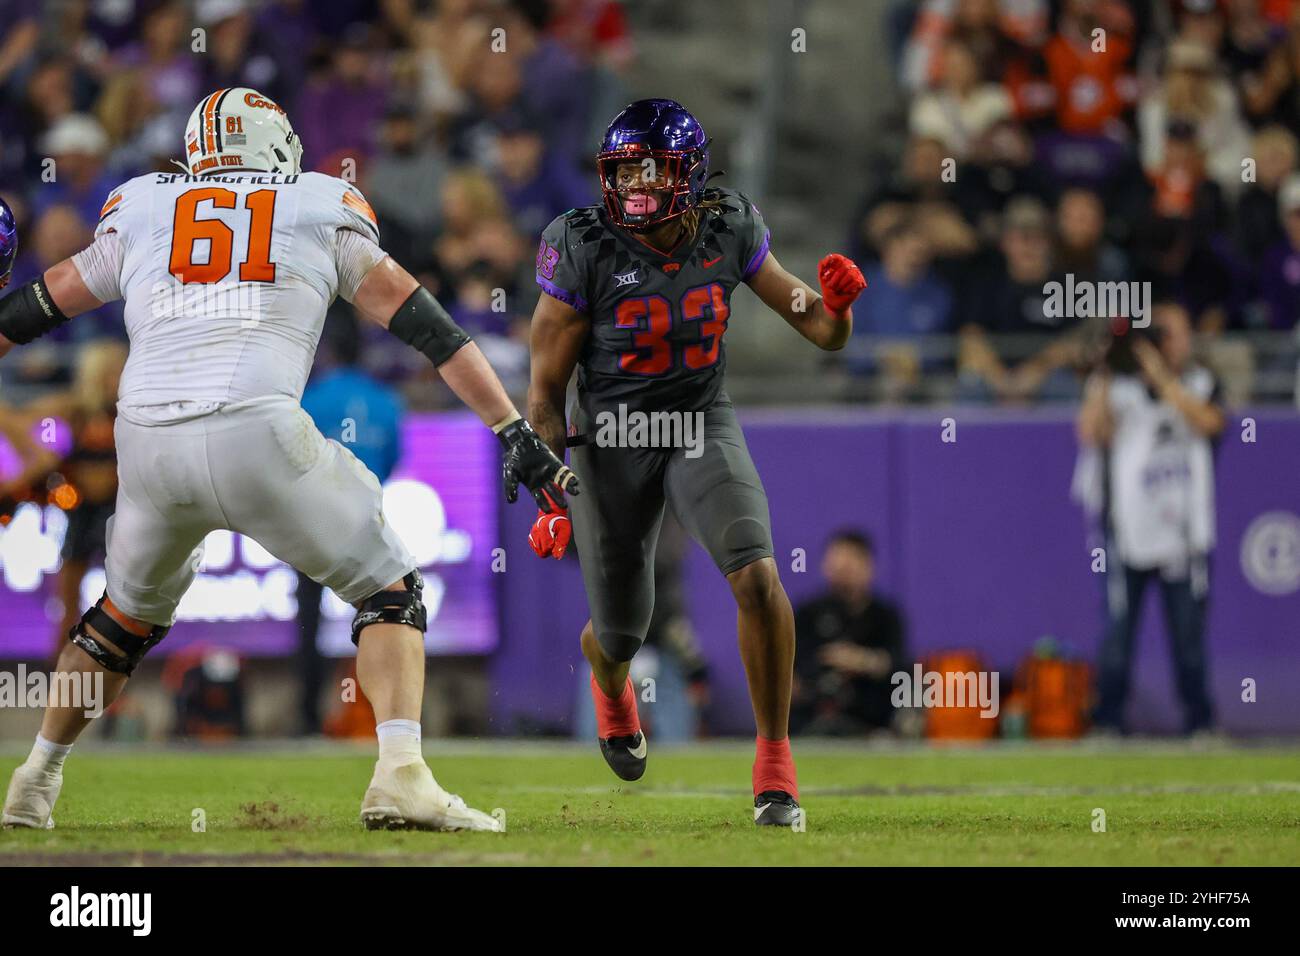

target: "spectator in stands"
[910,37,1014,159]
[490,117,591,241]
[958,118,1057,232]
[296,312,404,735]
[1173,0,1229,52]
[944,0,1038,83]
[31,115,116,229]
[255,0,318,105]
[499,0,594,168]
[1245,9,1300,140]
[1135,120,1234,332]
[1221,0,1293,129]
[446,260,530,394]
[898,0,1049,94]
[0,340,126,663]
[96,68,171,177]
[1077,302,1223,736]
[958,197,1084,401]
[1257,172,1300,328]
[198,0,285,104]
[1056,186,1129,284]
[364,101,448,268]
[114,0,202,117]
[451,48,530,167]
[19,60,81,144]
[792,530,907,736]
[549,0,636,73]
[1042,0,1137,137]
[31,204,124,342]
[1139,39,1252,198]
[855,218,953,399]
[407,0,488,122]
[1236,124,1298,262]
[0,2,39,94]
[295,23,387,173]
[433,167,519,282]
[857,136,978,257]
[862,219,955,339]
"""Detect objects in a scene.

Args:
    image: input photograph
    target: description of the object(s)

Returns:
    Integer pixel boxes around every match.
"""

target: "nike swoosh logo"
[703,256,723,268]
[627,735,647,759]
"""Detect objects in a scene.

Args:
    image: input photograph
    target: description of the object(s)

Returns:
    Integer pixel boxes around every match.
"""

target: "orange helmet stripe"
[203,89,229,155]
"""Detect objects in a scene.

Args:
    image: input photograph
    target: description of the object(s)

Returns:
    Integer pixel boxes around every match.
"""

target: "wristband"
[0,277,70,345]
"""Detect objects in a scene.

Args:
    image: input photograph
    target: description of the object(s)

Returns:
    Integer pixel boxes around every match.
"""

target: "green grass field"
[2,740,1298,866]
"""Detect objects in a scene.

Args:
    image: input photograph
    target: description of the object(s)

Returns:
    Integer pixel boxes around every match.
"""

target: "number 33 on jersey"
[535,187,770,415]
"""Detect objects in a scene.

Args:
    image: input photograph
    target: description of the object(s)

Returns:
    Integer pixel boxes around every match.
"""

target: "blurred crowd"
[5,0,1299,409]
[853,0,1300,404]
[0,0,630,404]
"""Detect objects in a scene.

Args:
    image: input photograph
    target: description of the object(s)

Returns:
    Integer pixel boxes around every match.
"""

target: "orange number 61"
[169,187,277,284]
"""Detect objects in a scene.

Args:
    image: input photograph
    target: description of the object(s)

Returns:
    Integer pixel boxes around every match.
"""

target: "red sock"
[590,673,640,738]
[752,735,798,798]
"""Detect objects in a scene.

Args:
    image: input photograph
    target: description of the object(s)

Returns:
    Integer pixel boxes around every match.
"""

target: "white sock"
[376,718,422,762]
[27,734,73,773]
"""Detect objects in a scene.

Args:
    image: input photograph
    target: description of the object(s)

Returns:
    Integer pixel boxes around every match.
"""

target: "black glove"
[499,419,580,513]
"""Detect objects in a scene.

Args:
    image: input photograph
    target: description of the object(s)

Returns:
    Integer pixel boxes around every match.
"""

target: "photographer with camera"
[1077,302,1224,736]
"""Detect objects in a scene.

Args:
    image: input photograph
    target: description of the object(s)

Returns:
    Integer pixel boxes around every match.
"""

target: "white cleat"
[2,764,62,830]
[360,760,503,832]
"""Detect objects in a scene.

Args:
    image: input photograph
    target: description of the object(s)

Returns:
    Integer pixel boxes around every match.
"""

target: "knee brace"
[351,570,428,645]
[69,595,169,675]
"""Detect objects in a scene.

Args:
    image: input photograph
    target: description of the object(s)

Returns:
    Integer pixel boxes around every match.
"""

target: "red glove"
[818,253,867,316]
[528,491,571,559]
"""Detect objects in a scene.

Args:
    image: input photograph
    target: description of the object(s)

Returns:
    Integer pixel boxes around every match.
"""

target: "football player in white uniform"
[0,88,577,832]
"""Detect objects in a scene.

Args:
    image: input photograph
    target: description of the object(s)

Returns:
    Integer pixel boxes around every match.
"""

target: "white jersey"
[1106,365,1219,571]
[73,170,383,423]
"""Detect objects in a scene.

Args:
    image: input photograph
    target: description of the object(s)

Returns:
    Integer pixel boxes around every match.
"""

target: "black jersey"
[535,187,771,415]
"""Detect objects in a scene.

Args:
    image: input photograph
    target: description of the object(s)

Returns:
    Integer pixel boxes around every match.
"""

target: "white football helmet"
[182,87,303,176]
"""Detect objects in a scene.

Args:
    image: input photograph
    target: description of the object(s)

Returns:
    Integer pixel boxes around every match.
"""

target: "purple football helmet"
[596,98,710,230]
[0,197,16,290]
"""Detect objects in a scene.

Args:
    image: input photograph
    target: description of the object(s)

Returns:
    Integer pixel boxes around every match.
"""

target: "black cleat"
[753,790,801,827]
[598,731,647,781]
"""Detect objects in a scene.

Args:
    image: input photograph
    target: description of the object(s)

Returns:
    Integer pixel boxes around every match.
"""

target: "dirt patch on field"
[237,801,312,830]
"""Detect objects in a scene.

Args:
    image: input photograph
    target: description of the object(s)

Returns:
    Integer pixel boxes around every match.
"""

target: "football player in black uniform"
[524,99,866,826]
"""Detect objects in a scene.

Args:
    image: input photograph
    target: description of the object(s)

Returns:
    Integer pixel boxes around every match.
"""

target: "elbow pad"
[387,286,471,367]
[0,277,70,345]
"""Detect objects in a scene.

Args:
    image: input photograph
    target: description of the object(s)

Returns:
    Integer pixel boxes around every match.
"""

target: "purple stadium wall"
[2,408,1295,736]
[493,408,1300,736]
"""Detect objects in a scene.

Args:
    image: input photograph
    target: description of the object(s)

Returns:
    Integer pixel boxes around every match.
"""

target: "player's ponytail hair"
[682,188,727,241]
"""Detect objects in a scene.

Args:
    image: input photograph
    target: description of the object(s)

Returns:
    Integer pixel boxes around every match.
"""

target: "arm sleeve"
[70,232,124,304]
[535,215,589,313]
[333,228,388,303]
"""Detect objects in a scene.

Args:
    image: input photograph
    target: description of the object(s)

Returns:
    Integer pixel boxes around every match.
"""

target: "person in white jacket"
[1077,302,1224,735]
